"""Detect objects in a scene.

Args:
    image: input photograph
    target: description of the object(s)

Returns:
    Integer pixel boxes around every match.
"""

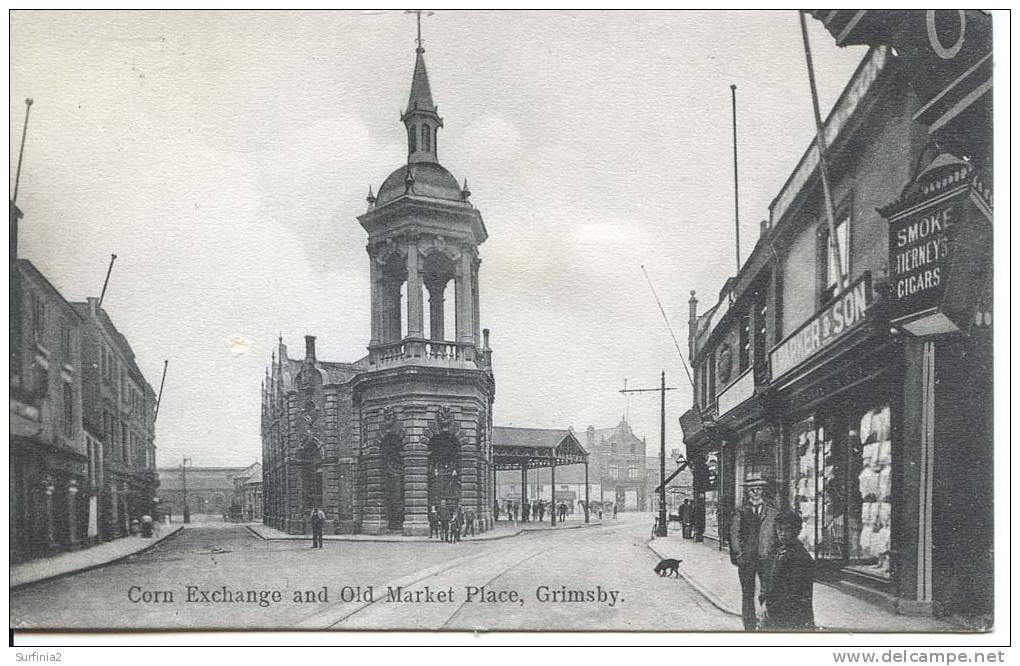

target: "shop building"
[682,10,992,622]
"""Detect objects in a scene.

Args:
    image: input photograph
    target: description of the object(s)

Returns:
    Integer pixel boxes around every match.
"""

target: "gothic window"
[423,123,431,152]
[32,293,44,344]
[63,382,74,438]
[409,124,417,153]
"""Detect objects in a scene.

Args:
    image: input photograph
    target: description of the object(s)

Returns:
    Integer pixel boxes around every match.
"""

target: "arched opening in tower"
[381,251,408,343]
[422,252,457,342]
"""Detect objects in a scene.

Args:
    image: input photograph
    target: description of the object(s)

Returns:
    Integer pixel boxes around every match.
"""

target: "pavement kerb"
[645,537,742,617]
[246,519,602,544]
[11,526,185,590]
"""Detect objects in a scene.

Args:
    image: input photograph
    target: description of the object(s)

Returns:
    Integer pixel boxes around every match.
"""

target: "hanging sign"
[883,155,993,336]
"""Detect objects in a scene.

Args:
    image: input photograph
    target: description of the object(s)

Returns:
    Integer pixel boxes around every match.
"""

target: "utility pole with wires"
[799,10,845,286]
[181,456,192,524]
[621,372,676,537]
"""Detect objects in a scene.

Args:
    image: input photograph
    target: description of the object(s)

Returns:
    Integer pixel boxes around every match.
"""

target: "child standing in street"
[764,509,815,630]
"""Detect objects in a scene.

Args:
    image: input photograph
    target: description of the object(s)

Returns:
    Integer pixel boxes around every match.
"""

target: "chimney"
[760,219,769,237]
[87,296,100,316]
[304,335,316,362]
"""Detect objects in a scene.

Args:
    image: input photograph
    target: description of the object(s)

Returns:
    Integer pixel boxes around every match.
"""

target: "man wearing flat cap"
[729,472,779,630]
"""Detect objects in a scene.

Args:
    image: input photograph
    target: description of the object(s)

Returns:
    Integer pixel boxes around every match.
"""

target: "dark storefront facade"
[682,14,992,622]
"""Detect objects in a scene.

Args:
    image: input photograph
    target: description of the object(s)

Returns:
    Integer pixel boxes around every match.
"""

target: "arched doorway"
[427,433,461,510]
[382,435,404,531]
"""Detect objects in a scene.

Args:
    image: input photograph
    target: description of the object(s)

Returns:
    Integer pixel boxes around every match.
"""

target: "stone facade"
[261,36,496,537]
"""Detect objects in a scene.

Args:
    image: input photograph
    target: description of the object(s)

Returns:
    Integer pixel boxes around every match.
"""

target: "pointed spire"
[407,48,436,114]
[461,179,471,202]
[366,185,376,211]
[400,22,443,165]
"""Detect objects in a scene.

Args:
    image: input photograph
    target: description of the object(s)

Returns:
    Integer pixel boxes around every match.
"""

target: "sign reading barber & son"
[770,274,872,380]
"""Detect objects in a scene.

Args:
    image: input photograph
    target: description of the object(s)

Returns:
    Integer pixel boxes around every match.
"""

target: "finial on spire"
[461,179,471,201]
[405,10,434,53]
[366,185,376,211]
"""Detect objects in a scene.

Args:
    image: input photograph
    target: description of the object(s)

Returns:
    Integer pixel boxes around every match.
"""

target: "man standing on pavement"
[309,506,326,549]
[681,499,692,539]
[438,500,451,543]
[729,473,779,630]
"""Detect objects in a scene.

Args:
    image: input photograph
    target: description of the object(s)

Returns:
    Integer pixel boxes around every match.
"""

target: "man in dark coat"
[309,507,325,549]
[729,474,780,630]
[437,500,451,543]
[764,509,815,630]
[680,499,693,538]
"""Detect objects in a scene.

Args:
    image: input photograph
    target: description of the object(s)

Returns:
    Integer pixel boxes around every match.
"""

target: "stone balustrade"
[369,338,482,369]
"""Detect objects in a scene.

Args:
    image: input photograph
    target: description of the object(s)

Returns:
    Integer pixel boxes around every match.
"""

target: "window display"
[788,405,892,580]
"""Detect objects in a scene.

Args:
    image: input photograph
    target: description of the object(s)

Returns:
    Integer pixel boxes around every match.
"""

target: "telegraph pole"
[181,456,192,523]
[620,372,676,537]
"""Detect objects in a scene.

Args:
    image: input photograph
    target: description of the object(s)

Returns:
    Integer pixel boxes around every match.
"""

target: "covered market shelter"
[491,427,590,525]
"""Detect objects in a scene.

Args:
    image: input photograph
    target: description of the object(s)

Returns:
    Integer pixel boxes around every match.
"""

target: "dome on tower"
[376,161,464,206]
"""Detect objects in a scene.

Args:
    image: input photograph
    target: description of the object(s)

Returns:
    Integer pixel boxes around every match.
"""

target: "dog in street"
[654,558,681,578]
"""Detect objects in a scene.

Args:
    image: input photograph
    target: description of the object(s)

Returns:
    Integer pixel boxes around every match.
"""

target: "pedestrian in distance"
[537,500,545,522]
[612,503,619,519]
[465,508,476,537]
[451,506,463,543]
[597,504,604,521]
[559,502,567,522]
[309,506,326,549]
[729,473,780,631]
[438,500,451,543]
[493,501,501,523]
[763,509,815,631]
[428,505,439,539]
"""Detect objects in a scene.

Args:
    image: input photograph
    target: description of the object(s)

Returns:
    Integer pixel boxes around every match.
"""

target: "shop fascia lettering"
[771,276,871,380]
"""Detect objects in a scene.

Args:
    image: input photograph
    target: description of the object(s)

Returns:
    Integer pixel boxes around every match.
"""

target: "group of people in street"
[428,500,476,543]
[492,498,572,524]
[729,473,814,631]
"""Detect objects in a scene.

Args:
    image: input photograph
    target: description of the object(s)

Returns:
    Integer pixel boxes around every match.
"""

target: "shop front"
[768,273,909,610]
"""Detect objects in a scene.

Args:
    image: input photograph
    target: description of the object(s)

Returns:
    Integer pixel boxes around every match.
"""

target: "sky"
[9,10,867,467]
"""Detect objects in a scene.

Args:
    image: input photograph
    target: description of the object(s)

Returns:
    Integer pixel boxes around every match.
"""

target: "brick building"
[73,297,159,539]
[261,33,496,536]
[10,254,88,562]
[157,466,247,519]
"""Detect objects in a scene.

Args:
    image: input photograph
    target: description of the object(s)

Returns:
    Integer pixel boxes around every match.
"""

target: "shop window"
[819,213,850,306]
[788,405,891,579]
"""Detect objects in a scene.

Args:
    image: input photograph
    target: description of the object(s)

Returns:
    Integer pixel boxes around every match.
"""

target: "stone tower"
[353,35,495,536]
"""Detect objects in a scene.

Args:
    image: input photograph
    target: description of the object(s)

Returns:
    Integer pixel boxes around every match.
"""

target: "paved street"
[10,514,736,631]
